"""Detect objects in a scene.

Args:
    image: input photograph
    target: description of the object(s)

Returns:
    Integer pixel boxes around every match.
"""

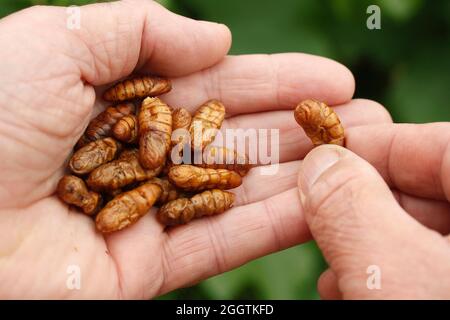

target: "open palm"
[0,0,391,299]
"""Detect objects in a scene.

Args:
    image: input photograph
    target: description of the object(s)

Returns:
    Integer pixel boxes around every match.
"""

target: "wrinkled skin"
[9,0,448,300]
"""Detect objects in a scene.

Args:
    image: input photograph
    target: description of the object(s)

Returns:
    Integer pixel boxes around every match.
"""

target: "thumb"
[297,145,443,298]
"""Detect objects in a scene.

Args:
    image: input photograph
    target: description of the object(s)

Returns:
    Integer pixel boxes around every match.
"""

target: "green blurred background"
[1,0,448,299]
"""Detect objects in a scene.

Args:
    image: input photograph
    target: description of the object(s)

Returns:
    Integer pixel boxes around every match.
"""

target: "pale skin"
[0,0,448,299]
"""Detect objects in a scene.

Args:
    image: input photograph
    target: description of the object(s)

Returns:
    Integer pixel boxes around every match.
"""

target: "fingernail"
[299,146,342,195]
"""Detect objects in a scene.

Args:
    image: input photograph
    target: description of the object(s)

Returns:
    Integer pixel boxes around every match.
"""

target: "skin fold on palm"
[0,0,401,299]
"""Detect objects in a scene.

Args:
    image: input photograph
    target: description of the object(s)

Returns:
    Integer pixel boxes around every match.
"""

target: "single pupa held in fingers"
[294,99,345,147]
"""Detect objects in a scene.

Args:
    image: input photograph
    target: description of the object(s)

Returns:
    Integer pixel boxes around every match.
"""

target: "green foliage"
[0,0,449,299]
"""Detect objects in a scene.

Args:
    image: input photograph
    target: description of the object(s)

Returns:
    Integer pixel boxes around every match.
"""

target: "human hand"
[0,0,391,298]
[298,125,450,299]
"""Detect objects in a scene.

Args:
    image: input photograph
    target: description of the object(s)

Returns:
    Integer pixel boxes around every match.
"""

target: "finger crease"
[158,233,173,296]
[205,218,228,274]
[439,137,450,201]
[268,54,282,109]
[262,198,283,251]
[385,127,398,187]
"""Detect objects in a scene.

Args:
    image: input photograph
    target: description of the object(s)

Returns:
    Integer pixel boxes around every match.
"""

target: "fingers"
[233,160,450,234]
[298,144,413,267]
[21,0,231,84]
[298,145,450,298]
[215,99,391,164]
[157,188,311,295]
[105,143,450,298]
[346,123,450,201]
[233,161,301,206]
[392,190,450,235]
[317,269,341,300]
[164,53,355,114]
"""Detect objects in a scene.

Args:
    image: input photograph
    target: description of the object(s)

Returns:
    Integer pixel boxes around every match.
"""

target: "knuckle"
[19,5,61,22]
[356,98,393,124]
[22,5,47,15]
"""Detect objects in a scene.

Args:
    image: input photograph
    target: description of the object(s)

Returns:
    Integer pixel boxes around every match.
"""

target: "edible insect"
[69,138,122,175]
[86,148,162,191]
[144,177,184,205]
[75,103,135,149]
[171,107,192,161]
[294,99,345,146]
[95,182,162,233]
[103,76,171,102]
[171,107,192,145]
[172,107,192,133]
[189,100,225,149]
[139,97,172,169]
[157,189,235,226]
[57,175,102,215]
[196,146,251,177]
[112,114,139,143]
[168,165,242,191]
